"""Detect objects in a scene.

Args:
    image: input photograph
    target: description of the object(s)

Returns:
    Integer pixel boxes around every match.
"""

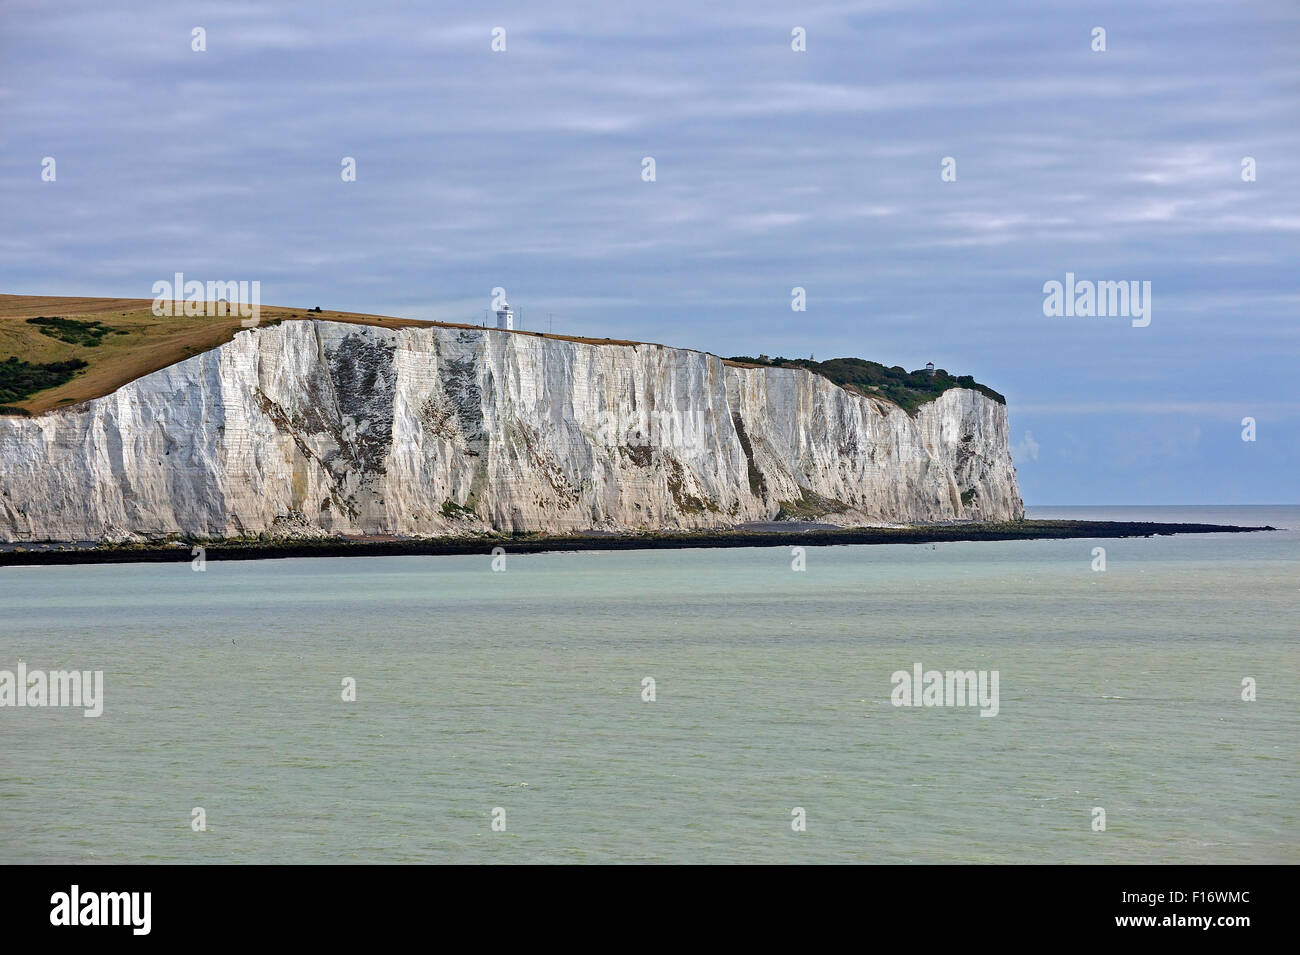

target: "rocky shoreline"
[0,519,1275,567]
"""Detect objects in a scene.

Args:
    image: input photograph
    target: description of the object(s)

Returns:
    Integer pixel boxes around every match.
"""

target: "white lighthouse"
[495,299,514,330]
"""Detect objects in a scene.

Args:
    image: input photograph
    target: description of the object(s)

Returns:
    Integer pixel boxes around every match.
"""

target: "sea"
[1,505,1296,864]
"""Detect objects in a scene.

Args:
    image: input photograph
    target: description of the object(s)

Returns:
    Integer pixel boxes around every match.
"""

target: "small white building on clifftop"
[495,300,514,330]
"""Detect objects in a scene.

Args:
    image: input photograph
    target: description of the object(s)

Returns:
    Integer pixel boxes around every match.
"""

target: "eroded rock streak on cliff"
[0,322,1022,541]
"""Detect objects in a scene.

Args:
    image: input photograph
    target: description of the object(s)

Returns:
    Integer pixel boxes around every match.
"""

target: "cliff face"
[0,321,1022,542]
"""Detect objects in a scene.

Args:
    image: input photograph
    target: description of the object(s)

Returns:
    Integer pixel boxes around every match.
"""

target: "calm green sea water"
[1,506,1296,864]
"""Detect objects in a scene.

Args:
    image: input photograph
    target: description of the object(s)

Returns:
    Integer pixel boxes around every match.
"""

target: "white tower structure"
[495,300,514,330]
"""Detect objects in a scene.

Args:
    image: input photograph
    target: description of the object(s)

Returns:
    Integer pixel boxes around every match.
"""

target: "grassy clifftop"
[726,355,1006,414]
[0,296,462,414]
[1,294,1006,417]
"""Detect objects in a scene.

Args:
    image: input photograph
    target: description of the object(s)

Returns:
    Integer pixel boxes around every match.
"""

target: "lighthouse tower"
[495,300,514,330]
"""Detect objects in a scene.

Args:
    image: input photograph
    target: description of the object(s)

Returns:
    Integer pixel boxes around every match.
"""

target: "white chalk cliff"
[0,321,1023,542]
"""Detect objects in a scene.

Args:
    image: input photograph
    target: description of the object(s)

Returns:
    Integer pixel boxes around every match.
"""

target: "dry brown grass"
[0,294,669,415]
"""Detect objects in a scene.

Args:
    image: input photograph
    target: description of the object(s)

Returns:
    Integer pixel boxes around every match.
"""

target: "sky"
[1,0,1297,504]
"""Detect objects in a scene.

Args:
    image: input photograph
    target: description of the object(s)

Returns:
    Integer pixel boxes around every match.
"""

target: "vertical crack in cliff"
[432,333,489,518]
[730,410,767,499]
